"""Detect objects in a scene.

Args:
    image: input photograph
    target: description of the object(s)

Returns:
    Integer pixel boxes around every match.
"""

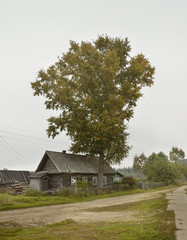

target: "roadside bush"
[123,183,130,190]
[24,189,47,196]
[54,188,70,197]
[77,180,92,189]
[74,191,86,198]
[75,180,93,197]
[121,176,136,189]
[102,187,113,194]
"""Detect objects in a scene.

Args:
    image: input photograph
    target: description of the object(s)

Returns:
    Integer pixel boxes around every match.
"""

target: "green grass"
[0,195,176,240]
[0,185,176,211]
[85,198,165,213]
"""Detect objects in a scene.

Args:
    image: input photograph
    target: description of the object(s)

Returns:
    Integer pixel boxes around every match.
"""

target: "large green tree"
[31,35,155,188]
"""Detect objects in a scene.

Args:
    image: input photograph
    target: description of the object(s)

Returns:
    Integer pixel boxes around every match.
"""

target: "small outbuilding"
[0,170,30,186]
[30,150,115,192]
[113,171,124,183]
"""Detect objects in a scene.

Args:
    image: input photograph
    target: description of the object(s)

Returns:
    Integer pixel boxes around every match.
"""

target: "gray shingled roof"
[36,151,115,174]
[0,170,30,184]
[30,171,49,179]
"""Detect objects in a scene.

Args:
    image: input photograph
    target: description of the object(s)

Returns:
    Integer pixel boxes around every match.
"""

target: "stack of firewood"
[10,183,29,195]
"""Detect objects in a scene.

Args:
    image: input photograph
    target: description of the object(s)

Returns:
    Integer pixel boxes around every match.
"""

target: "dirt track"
[0,188,174,227]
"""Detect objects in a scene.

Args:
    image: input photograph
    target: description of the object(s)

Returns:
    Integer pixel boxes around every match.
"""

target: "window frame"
[71,176,77,186]
[103,176,107,185]
[82,176,88,181]
[92,176,98,186]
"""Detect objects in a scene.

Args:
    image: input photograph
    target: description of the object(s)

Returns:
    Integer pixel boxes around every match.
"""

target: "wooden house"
[30,150,115,192]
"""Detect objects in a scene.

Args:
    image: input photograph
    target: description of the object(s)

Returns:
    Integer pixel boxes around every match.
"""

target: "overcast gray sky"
[0,0,187,171]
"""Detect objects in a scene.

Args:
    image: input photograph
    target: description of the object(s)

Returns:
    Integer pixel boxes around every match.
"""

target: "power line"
[0,124,51,137]
[2,135,67,148]
[0,136,35,169]
[0,130,67,145]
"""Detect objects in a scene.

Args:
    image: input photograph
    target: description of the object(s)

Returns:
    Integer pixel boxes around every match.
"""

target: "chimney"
[62,150,66,154]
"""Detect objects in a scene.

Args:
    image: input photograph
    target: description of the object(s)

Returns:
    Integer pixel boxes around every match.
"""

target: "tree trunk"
[98,153,105,190]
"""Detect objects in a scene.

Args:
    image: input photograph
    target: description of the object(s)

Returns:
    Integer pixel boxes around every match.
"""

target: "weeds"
[0,185,177,212]
[24,189,47,197]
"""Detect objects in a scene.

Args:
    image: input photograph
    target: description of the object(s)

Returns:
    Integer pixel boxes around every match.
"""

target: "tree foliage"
[121,176,136,189]
[119,149,187,185]
[179,163,187,178]
[169,147,185,163]
[147,152,168,164]
[133,153,147,172]
[143,152,183,184]
[31,35,155,187]
[116,167,143,178]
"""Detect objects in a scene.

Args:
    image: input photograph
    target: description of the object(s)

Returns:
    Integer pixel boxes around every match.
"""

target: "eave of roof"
[114,171,124,177]
[30,171,49,179]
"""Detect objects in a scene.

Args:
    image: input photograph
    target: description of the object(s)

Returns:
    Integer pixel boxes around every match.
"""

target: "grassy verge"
[0,185,176,211]
[0,194,176,240]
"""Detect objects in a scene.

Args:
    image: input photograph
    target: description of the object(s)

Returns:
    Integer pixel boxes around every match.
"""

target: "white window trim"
[82,176,88,181]
[71,176,77,186]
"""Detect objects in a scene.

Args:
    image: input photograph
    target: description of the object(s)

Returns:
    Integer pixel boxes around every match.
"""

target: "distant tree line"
[117,147,187,184]
[116,167,143,179]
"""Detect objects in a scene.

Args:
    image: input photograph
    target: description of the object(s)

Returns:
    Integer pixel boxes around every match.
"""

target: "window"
[103,176,107,185]
[92,176,98,186]
[82,176,88,181]
[71,176,77,186]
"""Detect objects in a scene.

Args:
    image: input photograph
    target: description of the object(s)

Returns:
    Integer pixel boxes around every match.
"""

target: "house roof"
[36,151,115,175]
[0,170,30,184]
[30,171,49,179]
[114,171,124,177]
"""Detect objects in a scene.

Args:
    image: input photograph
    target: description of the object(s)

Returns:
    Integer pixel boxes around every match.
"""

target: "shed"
[0,170,30,186]
[113,171,124,183]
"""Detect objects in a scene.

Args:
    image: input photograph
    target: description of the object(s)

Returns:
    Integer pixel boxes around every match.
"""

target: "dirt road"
[0,188,174,227]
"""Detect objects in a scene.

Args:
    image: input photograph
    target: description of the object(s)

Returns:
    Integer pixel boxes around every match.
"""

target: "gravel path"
[0,188,174,227]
